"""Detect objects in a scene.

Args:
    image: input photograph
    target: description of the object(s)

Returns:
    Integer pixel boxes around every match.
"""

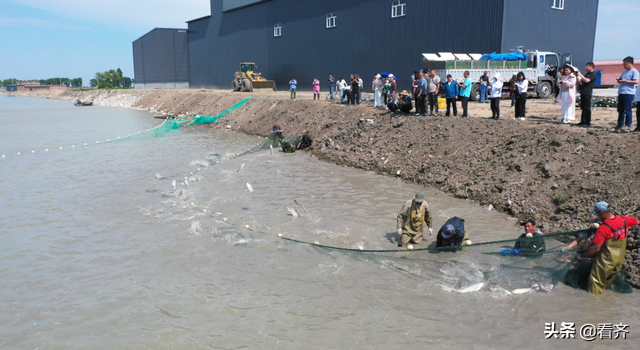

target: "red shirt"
[592,215,638,245]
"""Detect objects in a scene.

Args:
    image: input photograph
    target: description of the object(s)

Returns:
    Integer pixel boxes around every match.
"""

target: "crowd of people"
[287,56,638,132]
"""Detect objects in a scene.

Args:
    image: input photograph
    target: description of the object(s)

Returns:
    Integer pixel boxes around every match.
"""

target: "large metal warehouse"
[135,0,600,91]
[132,28,189,89]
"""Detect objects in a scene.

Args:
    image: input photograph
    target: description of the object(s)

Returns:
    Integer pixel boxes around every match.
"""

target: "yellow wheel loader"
[232,62,277,92]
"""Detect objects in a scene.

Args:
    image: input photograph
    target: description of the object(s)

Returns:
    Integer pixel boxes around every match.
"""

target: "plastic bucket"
[438,98,446,110]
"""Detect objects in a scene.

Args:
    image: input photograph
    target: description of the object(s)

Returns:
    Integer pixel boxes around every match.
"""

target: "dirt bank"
[5,88,640,288]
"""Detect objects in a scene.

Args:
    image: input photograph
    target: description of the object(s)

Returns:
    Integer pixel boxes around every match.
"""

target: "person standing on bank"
[350,74,360,106]
[373,74,384,108]
[327,74,336,100]
[489,72,503,120]
[514,72,528,120]
[427,70,441,116]
[457,71,472,118]
[396,192,433,247]
[415,72,427,116]
[312,77,321,100]
[636,78,640,132]
[578,201,638,295]
[289,78,298,100]
[479,71,490,103]
[576,62,597,127]
[443,74,459,117]
[557,65,577,124]
[615,56,639,133]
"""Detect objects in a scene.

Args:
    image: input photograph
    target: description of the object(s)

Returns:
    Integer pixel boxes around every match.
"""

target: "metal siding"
[501,0,599,69]
[190,0,507,90]
[132,28,189,85]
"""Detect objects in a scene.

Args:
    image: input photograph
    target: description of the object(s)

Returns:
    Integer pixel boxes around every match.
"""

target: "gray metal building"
[180,0,599,90]
[132,28,189,89]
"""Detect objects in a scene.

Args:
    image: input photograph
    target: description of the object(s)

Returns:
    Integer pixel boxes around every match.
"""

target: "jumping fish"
[269,145,273,155]
[246,182,253,193]
[172,179,176,189]
[287,207,300,217]
[155,172,164,179]
[294,200,308,216]
[237,163,245,173]
[184,179,190,189]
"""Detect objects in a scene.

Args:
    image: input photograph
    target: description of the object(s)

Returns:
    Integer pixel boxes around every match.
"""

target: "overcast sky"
[0,0,638,85]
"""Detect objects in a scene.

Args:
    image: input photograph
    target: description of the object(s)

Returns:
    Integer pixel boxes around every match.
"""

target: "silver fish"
[287,207,300,217]
[246,182,253,193]
[237,163,245,173]
[172,179,176,189]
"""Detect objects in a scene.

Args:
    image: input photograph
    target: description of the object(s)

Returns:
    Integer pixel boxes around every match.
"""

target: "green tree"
[90,78,98,87]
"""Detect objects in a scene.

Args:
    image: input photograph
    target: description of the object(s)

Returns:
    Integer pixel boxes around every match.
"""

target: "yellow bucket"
[438,98,446,110]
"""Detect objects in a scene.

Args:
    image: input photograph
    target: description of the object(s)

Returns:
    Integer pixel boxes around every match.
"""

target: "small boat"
[74,101,93,107]
[154,113,176,119]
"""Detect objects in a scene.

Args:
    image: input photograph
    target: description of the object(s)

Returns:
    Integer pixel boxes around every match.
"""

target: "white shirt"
[337,80,347,91]
[515,79,528,94]
[490,79,503,98]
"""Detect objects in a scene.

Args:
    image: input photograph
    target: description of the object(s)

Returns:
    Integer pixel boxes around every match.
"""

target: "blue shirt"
[618,68,639,95]
[328,77,335,87]
[459,77,472,97]
[419,78,428,96]
[443,81,460,98]
[289,80,297,89]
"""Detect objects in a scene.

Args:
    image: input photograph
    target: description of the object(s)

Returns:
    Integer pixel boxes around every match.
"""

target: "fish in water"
[246,182,253,193]
[269,145,273,155]
[172,179,176,189]
[155,172,164,179]
[287,207,300,217]
[530,281,554,293]
[293,199,308,216]
[511,287,533,294]
[184,179,190,189]
[454,282,484,294]
[237,163,245,173]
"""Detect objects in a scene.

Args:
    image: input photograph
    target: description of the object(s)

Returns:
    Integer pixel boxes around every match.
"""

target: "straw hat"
[400,90,409,96]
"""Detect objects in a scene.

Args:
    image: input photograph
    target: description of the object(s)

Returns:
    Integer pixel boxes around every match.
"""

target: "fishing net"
[188,98,252,126]
[280,229,633,294]
[564,259,633,293]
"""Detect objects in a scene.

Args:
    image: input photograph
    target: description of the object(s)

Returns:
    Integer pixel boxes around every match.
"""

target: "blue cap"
[441,224,457,239]
[590,201,611,214]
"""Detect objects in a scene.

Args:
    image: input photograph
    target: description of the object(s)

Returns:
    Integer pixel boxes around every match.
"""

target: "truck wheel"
[470,84,480,101]
[242,79,253,92]
[232,79,239,91]
[537,81,552,99]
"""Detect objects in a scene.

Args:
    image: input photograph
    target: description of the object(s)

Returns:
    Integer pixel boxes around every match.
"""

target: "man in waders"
[512,219,546,256]
[578,202,638,295]
[396,192,433,247]
[436,217,472,252]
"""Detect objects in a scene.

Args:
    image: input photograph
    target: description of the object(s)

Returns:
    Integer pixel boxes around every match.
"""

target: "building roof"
[186,15,211,23]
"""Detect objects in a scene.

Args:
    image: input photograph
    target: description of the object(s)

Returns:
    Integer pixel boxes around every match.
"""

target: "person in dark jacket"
[442,75,459,117]
[436,217,471,251]
[297,130,313,149]
[513,219,546,256]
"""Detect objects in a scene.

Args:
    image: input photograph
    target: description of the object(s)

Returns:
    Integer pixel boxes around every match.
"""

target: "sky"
[0,0,638,86]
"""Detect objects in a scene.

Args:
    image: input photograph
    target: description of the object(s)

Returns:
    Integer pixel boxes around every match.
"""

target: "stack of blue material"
[479,52,528,61]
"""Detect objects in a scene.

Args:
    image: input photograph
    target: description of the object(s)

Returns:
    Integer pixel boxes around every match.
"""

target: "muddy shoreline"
[4,88,640,288]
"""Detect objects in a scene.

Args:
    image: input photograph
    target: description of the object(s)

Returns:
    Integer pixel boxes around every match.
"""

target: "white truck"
[422,49,573,101]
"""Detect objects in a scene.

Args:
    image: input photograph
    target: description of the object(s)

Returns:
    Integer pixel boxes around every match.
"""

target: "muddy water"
[0,95,638,349]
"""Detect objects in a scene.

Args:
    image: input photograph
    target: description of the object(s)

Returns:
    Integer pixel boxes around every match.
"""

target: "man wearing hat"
[578,201,638,295]
[397,90,413,114]
[511,219,546,256]
[436,217,472,251]
[396,192,433,247]
[479,71,490,103]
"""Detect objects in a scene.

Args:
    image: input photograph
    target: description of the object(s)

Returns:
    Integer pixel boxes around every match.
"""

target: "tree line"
[1,77,83,87]
[89,68,134,88]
